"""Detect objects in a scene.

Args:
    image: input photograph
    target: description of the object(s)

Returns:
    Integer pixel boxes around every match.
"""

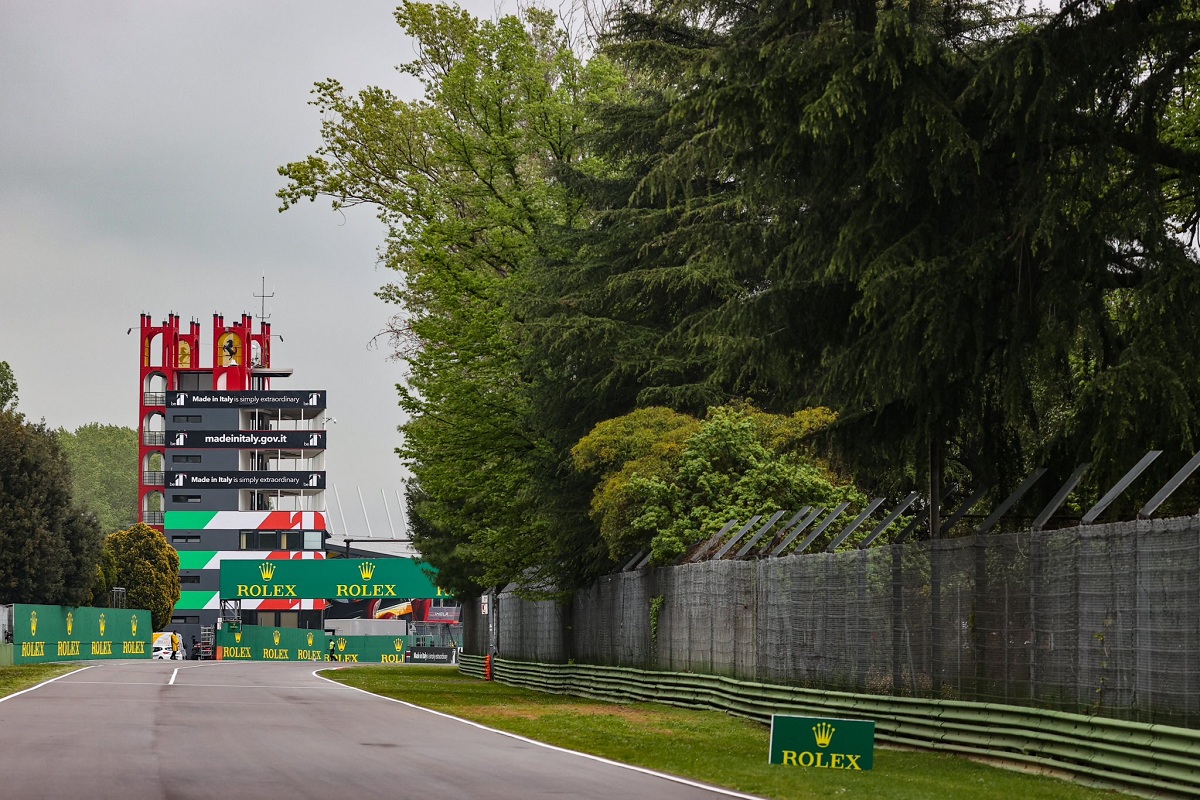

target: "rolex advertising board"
[11,605,153,664]
[215,626,411,663]
[166,390,326,409]
[166,430,326,449]
[328,635,412,664]
[166,471,326,489]
[219,559,444,600]
[217,625,331,662]
[769,715,875,770]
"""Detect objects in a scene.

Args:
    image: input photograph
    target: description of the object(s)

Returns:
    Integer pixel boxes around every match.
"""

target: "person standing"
[170,631,181,660]
[328,638,337,662]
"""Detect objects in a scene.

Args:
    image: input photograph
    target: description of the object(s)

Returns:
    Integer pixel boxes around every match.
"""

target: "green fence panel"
[11,605,152,663]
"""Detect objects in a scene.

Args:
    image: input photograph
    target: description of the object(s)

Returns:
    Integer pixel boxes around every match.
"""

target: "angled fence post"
[793,502,851,555]
[1081,451,1161,525]
[687,519,740,563]
[754,508,810,557]
[826,498,885,552]
[734,510,789,559]
[770,507,823,557]
[1139,450,1200,519]
[976,468,1047,535]
[859,492,919,549]
[1031,463,1090,531]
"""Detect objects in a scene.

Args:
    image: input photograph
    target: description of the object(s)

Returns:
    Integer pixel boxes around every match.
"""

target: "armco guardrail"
[458,655,1200,798]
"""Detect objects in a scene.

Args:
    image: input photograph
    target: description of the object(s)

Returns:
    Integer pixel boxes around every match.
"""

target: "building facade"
[137,313,329,649]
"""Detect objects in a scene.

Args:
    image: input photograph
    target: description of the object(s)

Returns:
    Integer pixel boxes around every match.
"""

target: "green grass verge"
[325,665,1131,800]
[0,664,81,698]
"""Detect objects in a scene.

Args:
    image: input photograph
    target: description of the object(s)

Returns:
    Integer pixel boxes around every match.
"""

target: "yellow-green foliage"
[104,523,181,630]
[572,408,701,559]
[573,404,863,564]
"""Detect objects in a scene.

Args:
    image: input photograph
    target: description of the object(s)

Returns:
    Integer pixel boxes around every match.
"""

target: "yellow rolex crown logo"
[393,638,404,652]
[30,610,37,637]
[131,615,138,637]
[337,637,347,652]
[307,632,314,646]
[66,612,73,636]
[99,613,106,637]
[813,722,836,749]
[273,630,281,645]
[234,631,243,644]
[358,561,375,580]
[259,561,276,580]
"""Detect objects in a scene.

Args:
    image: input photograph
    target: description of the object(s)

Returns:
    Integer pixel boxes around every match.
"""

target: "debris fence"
[472,517,1200,727]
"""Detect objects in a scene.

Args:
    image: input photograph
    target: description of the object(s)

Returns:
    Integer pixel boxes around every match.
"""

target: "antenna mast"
[253,276,274,325]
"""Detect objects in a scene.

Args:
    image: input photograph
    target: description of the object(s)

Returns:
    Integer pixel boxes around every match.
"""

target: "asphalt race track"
[0,660,763,800]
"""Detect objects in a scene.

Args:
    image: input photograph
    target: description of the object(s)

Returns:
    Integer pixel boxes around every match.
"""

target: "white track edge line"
[310,668,765,800]
[0,664,94,703]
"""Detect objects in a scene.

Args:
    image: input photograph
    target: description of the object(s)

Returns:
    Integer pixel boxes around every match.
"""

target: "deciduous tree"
[57,424,137,536]
[280,2,623,596]
[104,523,180,630]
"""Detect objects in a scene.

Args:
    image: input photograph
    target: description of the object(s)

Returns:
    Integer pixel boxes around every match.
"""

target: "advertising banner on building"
[220,559,445,601]
[166,430,326,450]
[165,471,326,489]
[11,605,153,664]
[167,390,326,409]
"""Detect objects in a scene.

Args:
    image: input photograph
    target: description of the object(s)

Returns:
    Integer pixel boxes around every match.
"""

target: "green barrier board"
[215,625,411,663]
[217,625,331,662]
[219,558,446,600]
[769,715,875,770]
[327,634,411,664]
[11,604,153,664]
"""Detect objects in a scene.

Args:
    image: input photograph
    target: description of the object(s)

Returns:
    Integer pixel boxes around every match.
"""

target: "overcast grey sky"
[0,1,501,539]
